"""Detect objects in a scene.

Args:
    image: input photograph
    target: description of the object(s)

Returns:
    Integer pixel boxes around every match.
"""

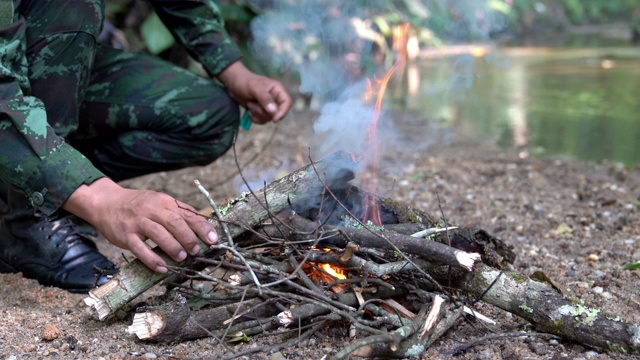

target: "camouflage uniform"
[0,0,242,215]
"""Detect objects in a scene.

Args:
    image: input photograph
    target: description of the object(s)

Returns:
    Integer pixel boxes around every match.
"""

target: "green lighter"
[240,110,252,130]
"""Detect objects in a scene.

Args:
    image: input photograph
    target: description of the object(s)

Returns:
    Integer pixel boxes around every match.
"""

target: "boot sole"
[0,258,96,293]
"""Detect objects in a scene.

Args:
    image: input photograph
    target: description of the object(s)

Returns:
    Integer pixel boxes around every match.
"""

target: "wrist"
[217,61,251,90]
[62,177,122,224]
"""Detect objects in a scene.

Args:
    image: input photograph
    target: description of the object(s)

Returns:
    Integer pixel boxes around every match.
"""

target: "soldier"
[0,0,291,293]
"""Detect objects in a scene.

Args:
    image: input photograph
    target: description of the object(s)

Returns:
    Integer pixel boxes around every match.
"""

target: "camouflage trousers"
[21,0,240,183]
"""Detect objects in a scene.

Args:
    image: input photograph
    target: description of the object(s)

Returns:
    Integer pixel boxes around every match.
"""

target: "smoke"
[248,1,502,170]
[250,1,373,101]
[249,1,395,159]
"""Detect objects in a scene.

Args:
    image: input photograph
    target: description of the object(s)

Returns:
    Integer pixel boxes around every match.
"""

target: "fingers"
[252,84,279,123]
[246,101,269,124]
[176,200,219,247]
[126,234,169,273]
[130,194,219,273]
[250,79,292,124]
[140,215,195,262]
[147,202,219,256]
[269,84,292,122]
[151,209,200,251]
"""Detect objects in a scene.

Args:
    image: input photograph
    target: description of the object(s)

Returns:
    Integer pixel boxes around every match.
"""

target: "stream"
[399,36,640,166]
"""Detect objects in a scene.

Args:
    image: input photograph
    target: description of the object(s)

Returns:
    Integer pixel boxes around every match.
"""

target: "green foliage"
[104,0,640,76]
[140,10,175,55]
[623,261,640,270]
[560,0,640,24]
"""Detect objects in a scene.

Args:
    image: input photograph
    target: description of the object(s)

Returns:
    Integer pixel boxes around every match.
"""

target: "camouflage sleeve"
[150,0,243,76]
[0,19,104,215]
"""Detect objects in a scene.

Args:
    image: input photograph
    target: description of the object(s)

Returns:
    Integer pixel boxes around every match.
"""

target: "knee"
[21,0,104,39]
[187,90,240,165]
[191,89,239,138]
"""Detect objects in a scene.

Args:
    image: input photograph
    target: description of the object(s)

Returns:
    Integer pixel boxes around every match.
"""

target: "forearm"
[1,18,105,214]
[0,96,104,215]
[149,0,242,76]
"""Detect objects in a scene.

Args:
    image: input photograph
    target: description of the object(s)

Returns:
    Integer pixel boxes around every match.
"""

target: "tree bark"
[461,263,640,354]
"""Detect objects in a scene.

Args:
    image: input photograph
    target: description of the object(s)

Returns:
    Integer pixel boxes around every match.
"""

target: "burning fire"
[305,248,348,292]
[306,261,347,293]
[361,23,410,225]
[319,262,347,280]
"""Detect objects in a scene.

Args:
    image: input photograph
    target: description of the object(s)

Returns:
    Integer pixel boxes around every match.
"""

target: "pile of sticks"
[85,151,640,359]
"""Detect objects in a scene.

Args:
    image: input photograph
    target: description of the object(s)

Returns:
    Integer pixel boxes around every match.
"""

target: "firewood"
[85,151,358,320]
[460,263,640,354]
[86,149,640,358]
[128,287,406,343]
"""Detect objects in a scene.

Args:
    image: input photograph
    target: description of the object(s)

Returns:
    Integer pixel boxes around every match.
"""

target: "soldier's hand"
[218,61,292,124]
[63,178,218,272]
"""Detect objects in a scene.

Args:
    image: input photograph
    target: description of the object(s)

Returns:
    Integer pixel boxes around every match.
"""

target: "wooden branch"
[85,151,357,320]
[461,263,640,354]
[332,306,430,360]
[352,305,464,358]
[286,214,481,271]
[127,298,278,342]
[129,287,407,343]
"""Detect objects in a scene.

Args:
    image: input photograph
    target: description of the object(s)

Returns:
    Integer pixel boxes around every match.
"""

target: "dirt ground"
[1,106,639,360]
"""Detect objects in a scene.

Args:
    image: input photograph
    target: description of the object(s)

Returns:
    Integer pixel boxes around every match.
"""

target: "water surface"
[399,42,640,166]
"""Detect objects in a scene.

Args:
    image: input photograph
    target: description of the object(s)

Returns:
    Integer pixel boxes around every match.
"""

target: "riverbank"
[1,108,638,359]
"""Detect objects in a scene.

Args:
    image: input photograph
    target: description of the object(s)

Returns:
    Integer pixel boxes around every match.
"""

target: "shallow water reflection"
[399,45,640,166]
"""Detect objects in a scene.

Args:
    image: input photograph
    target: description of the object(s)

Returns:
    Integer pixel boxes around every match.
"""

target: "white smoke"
[248,1,498,170]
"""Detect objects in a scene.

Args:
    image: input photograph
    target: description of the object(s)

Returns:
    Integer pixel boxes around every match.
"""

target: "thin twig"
[213,244,263,294]
[222,320,327,360]
[445,331,561,356]
[194,179,235,248]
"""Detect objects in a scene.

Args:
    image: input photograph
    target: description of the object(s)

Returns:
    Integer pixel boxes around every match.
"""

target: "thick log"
[128,287,407,343]
[285,214,481,271]
[85,151,357,320]
[461,263,640,354]
[127,298,278,342]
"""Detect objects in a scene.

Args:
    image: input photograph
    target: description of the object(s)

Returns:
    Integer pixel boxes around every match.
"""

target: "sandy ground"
[1,107,639,360]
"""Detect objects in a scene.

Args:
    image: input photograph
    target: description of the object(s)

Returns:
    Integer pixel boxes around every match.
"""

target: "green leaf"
[140,10,175,55]
[186,283,216,310]
[488,0,513,15]
[622,261,640,270]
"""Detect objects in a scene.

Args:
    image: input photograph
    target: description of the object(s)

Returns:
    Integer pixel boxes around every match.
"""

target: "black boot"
[0,208,118,293]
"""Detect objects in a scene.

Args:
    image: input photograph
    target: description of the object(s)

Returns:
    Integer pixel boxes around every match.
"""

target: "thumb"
[254,87,278,115]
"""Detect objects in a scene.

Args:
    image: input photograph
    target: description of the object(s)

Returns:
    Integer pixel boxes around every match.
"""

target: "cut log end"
[127,312,165,340]
[85,280,121,320]
[456,251,481,271]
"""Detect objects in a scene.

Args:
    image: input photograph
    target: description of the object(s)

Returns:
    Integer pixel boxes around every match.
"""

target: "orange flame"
[361,23,410,225]
[320,262,347,280]
[305,260,347,293]
[306,248,348,285]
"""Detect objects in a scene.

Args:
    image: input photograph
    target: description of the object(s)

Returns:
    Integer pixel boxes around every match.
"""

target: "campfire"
[84,150,640,358]
[83,22,640,360]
